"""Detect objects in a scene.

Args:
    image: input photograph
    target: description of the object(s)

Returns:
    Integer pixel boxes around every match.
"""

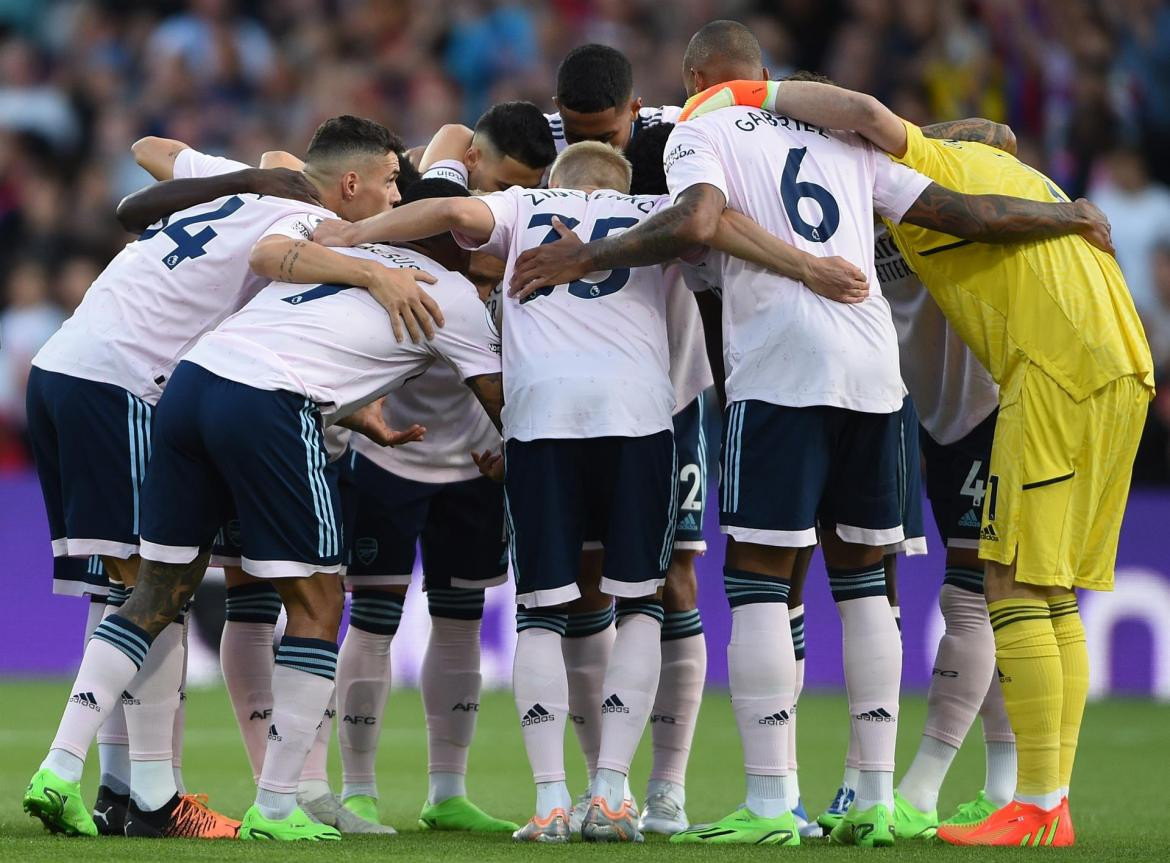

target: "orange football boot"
[937,800,1073,847]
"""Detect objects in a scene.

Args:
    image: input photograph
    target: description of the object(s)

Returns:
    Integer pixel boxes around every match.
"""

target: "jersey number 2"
[140,195,246,270]
[780,147,840,243]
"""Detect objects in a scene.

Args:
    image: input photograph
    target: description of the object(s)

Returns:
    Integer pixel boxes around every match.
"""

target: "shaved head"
[682,20,767,96]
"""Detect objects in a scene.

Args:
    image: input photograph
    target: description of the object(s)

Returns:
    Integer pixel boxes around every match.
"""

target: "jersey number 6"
[780,147,840,243]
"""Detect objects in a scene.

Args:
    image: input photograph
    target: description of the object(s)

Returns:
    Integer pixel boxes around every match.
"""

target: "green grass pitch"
[0,681,1164,860]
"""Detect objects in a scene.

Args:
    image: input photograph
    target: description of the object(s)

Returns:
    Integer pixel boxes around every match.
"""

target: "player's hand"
[509,217,589,300]
[471,448,504,482]
[312,218,356,247]
[338,397,426,447]
[247,168,323,207]
[1074,198,1115,255]
[801,254,869,304]
[363,265,443,342]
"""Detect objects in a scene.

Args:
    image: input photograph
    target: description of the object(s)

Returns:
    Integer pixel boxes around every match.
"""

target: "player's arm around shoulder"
[131,136,190,181]
[419,124,474,173]
[249,234,442,342]
[899,182,1114,252]
[313,196,496,248]
[921,119,1017,154]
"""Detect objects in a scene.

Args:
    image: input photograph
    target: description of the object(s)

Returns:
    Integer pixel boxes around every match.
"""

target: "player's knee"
[102,554,139,588]
[820,528,884,570]
[280,574,344,638]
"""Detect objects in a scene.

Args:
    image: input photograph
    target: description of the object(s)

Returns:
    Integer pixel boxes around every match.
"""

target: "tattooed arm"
[466,372,504,433]
[900,182,1114,252]
[921,118,1017,155]
[249,236,443,342]
[508,184,726,297]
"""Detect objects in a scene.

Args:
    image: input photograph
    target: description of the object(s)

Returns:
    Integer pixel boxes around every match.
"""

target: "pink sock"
[837,593,900,810]
[337,623,394,799]
[595,605,663,784]
[256,638,338,820]
[125,620,185,810]
[94,596,130,793]
[728,603,793,776]
[788,605,805,774]
[220,619,276,781]
[923,584,995,747]
[561,609,614,778]
[172,615,188,794]
[48,616,151,768]
[422,616,482,779]
[300,693,336,783]
[650,610,705,786]
[513,623,569,784]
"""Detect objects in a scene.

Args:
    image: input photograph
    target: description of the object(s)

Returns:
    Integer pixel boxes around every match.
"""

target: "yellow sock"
[988,599,1062,801]
[1047,593,1088,792]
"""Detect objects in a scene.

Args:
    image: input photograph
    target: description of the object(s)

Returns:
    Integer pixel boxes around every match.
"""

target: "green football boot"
[671,807,800,845]
[941,790,998,828]
[23,768,97,837]
[830,802,896,847]
[419,796,519,832]
[342,794,381,824]
[238,805,341,840]
[893,791,938,839]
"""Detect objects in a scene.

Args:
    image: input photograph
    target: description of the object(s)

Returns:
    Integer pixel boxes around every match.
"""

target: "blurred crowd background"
[3,0,1170,479]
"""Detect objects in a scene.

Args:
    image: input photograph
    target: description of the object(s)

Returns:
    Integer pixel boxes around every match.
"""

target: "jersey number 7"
[520,214,638,303]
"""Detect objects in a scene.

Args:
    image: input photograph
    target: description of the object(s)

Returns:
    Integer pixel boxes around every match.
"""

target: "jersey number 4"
[780,147,840,243]
[140,195,246,270]
[520,214,638,303]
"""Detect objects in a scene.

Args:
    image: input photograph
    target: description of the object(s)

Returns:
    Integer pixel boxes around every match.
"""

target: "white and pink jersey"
[33,149,336,404]
[664,108,931,414]
[457,186,673,441]
[874,224,999,445]
[664,264,713,412]
[545,106,682,154]
[183,244,501,424]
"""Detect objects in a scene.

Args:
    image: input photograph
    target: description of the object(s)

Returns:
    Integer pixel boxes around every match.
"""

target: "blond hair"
[548,141,632,194]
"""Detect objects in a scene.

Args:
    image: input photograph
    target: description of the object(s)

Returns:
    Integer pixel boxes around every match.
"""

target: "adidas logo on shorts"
[521,704,554,726]
[758,710,789,726]
[959,509,981,528]
[69,691,100,711]
[997,665,1013,684]
[854,708,896,723]
[601,694,630,714]
[980,523,999,542]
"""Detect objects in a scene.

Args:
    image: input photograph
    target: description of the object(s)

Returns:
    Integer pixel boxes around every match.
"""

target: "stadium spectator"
[1090,146,1170,313]
[0,0,1169,479]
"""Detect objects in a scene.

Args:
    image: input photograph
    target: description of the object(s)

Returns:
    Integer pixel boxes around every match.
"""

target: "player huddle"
[20,19,1151,850]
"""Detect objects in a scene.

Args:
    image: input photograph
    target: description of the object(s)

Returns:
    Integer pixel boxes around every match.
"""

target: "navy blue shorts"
[887,395,927,556]
[505,431,676,607]
[211,450,357,571]
[720,400,904,548]
[26,366,154,562]
[920,409,997,549]
[344,452,507,589]
[671,393,711,550]
[139,361,342,578]
[52,555,109,598]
